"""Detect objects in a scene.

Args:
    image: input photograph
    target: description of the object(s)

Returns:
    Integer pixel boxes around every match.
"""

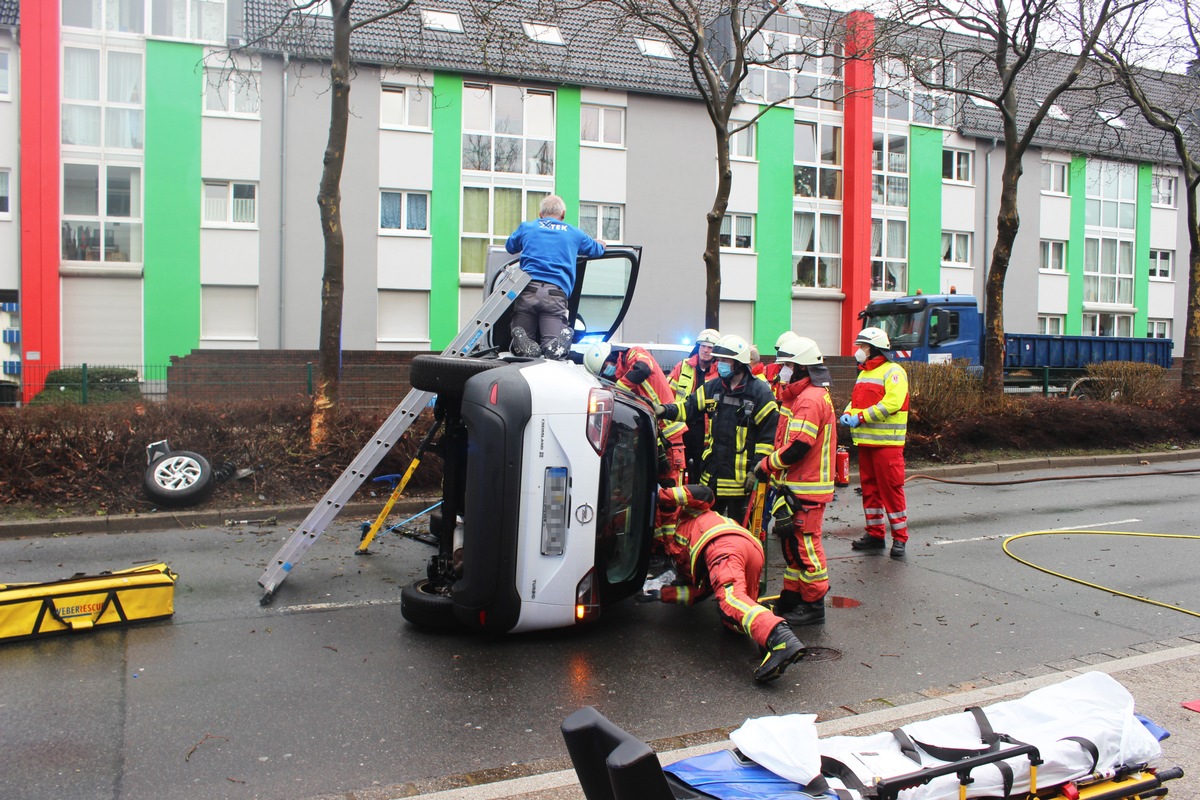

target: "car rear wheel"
[143,451,215,507]
[409,355,503,399]
[400,579,461,631]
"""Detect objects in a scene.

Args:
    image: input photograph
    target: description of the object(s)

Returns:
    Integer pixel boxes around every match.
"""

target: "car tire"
[400,579,461,631]
[409,355,503,399]
[144,451,215,507]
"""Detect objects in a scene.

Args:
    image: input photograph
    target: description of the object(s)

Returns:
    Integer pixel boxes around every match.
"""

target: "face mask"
[854,349,868,364]
[716,362,733,379]
[778,365,794,383]
[601,363,616,379]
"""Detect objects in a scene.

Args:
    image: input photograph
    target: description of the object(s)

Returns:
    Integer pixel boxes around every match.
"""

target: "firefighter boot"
[510,327,542,358]
[851,533,886,552]
[781,598,826,627]
[754,623,806,683]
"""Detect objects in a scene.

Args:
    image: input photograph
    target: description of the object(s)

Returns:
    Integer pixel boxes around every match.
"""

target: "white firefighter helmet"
[775,332,805,358]
[696,328,722,346]
[583,341,614,375]
[856,326,891,350]
[712,334,752,365]
[774,331,800,352]
[777,337,823,366]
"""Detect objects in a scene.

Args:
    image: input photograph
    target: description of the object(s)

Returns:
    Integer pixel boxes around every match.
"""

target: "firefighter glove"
[772,511,795,539]
[753,459,771,483]
[656,403,675,419]
[743,473,757,492]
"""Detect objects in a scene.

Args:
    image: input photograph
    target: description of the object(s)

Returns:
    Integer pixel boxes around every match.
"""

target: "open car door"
[483,245,642,354]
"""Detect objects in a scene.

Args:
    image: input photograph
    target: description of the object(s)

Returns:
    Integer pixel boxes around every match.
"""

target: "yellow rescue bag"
[0,563,178,643]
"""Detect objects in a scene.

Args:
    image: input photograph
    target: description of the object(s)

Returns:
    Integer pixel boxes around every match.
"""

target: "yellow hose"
[1002,530,1200,618]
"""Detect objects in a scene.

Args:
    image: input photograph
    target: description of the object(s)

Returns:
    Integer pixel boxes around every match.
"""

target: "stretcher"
[0,563,178,643]
[562,673,1183,800]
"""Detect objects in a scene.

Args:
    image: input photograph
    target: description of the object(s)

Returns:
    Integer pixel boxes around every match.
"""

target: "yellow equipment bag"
[0,563,178,643]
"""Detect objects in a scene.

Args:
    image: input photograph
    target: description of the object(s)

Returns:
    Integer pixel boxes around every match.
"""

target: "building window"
[1151,173,1177,207]
[579,203,622,242]
[874,57,956,126]
[61,162,143,265]
[380,84,431,129]
[941,231,970,265]
[793,211,841,289]
[942,149,972,183]
[794,122,842,201]
[1082,312,1133,337]
[0,52,10,100]
[746,34,842,110]
[1037,315,1064,335]
[634,37,674,59]
[151,0,226,42]
[729,123,755,160]
[1149,249,1173,280]
[1084,237,1134,305]
[380,190,429,233]
[1041,161,1068,194]
[522,22,564,45]
[1085,160,1136,230]
[872,132,908,207]
[1040,239,1066,272]
[420,8,463,31]
[720,214,754,251]
[1097,110,1128,129]
[871,217,907,293]
[580,105,623,147]
[461,186,549,274]
[203,181,257,226]
[1148,319,1171,339]
[204,69,261,117]
[293,0,332,16]
[462,83,555,176]
[0,169,9,217]
[64,0,146,31]
[62,46,144,150]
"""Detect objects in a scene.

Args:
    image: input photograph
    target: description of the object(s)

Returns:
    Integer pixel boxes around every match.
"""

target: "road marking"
[936,519,1142,546]
[278,598,402,614]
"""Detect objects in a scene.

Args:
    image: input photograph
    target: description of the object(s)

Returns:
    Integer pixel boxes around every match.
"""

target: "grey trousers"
[511,280,570,348]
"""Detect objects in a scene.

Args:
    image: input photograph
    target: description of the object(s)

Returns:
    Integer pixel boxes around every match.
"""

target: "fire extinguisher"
[835,446,850,487]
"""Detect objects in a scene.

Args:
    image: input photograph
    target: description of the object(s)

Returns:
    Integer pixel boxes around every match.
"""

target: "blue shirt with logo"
[505,217,605,295]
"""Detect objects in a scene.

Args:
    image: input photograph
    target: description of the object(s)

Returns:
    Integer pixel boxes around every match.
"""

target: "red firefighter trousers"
[856,446,908,543]
[781,503,829,602]
[703,534,784,647]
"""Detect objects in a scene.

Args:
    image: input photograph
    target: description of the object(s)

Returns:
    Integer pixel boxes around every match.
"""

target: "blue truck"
[859,294,1174,390]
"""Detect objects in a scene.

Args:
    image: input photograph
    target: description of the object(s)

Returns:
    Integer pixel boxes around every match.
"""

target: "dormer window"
[634,37,674,59]
[523,22,564,45]
[420,9,463,32]
[1047,104,1070,121]
[1097,110,1127,129]
[968,95,997,110]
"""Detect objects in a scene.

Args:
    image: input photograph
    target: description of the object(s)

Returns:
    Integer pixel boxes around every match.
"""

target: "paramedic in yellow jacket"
[841,327,910,559]
[645,484,807,683]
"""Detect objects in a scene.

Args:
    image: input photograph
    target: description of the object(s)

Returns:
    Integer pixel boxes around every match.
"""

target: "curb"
[2,449,1197,540]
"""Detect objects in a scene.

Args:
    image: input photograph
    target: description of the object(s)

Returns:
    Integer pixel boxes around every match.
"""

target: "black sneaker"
[754,623,806,683]
[510,327,542,358]
[890,541,906,559]
[780,600,825,626]
[542,327,573,360]
[850,534,886,552]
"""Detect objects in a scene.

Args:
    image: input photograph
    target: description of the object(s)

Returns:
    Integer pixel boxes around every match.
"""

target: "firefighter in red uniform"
[753,337,835,626]
[669,328,721,481]
[643,484,806,683]
[584,342,687,486]
[841,327,910,558]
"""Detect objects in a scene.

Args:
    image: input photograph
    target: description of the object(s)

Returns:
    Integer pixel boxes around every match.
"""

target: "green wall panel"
[144,40,202,365]
[430,73,463,349]
[555,87,581,224]
[1134,163,1151,337]
[907,125,942,295]
[1067,155,1087,335]
[754,106,794,346]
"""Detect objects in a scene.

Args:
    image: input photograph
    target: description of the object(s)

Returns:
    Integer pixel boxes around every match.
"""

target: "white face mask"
[854,348,868,364]
[778,365,794,383]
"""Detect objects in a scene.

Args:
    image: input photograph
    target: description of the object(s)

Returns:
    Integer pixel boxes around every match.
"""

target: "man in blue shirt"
[505,195,605,359]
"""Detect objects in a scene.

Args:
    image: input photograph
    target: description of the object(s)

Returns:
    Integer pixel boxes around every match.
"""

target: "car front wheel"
[144,451,215,507]
[400,578,461,631]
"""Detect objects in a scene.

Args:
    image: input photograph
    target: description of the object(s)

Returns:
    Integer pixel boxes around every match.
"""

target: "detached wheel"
[409,355,503,399]
[144,451,214,507]
[401,578,461,631]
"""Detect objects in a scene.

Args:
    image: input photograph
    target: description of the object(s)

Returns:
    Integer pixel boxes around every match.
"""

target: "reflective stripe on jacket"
[668,355,718,401]
[615,347,686,440]
[844,356,909,448]
[655,509,761,598]
[767,379,835,502]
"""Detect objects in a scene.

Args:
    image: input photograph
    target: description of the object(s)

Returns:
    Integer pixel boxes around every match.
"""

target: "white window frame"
[1083,236,1135,306]
[0,168,10,219]
[202,180,258,227]
[64,0,147,32]
[1046,104,1070,122]
[461,83,556,177]
[1082,312,1133,337]
[580,104,624,148]
[1149,249,1173,281]
[62,45,146,152]
[793,210,841,290]
[460,185,551,275]
[872,131,909,208]
[61,160,144,267]
[719,213,755,252]
[150,0,227,43]
[1151,173,1177,207]
[419,8,462,32]
[204,68,261,118]
[380,83,431,130]
[1039,239,1066,272]
[794,121,843,202]
[941,231,970,266]
[746,32,843,111]
[871,216,907,294]
[1041,161,1068,195]
[1147,319,1171,339]
[579,202,623,243]
[874,57,956,127]
[1037,315,1065,335]
[0,51,10,101]
[379,189,430,235]
[1085,160,1137,232]
[942,148,972,184]
[522,22,564,45]
[634,37,674,59]
[729,122,756,161]
[1097,110,1128,129]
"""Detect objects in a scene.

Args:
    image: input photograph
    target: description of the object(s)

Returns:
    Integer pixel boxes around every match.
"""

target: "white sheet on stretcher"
[730,671,1161,799]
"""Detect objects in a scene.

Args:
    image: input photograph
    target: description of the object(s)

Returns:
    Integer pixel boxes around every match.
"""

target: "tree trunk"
[1184,176,1200,391]
[981,148,1023,396]
[310,1,353,449]
[703,128,734,330]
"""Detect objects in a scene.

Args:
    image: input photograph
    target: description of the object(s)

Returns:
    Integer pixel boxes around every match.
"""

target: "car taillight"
[585,388,614,454]
[575,568,600,623]
[541,467,569,556]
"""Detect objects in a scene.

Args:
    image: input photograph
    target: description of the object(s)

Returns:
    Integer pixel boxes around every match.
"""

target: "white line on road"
[936,519,1142,546]
[279,598,402,614]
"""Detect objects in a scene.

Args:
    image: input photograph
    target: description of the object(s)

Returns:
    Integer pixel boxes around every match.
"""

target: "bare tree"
[1097,0,1200,390]
[880,0,1147,394]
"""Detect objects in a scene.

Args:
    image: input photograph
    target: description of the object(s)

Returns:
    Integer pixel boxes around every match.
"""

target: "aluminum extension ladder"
[257,265,531,604]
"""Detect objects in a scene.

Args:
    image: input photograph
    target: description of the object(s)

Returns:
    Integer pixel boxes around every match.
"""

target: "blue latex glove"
[840,413,861,428]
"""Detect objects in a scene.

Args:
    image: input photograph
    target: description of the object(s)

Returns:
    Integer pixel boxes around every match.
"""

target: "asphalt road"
[2,457,1198,800]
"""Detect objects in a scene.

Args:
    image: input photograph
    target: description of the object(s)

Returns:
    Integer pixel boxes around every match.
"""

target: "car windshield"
[863,309,927,349]
[595,400,655,587]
